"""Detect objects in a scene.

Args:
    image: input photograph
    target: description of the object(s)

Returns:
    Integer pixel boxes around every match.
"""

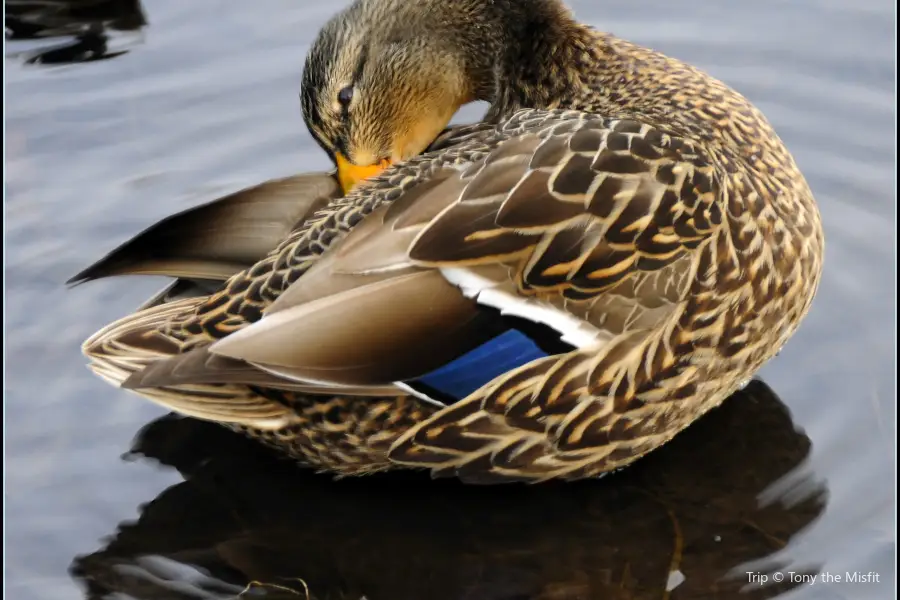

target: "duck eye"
[337,85,354,107]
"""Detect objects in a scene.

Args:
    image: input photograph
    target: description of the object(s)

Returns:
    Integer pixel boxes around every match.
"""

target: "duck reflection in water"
[4,0,146,64]
[70,379,826,600]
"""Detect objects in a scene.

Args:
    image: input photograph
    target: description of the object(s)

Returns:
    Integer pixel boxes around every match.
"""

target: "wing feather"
[67,172,341,285]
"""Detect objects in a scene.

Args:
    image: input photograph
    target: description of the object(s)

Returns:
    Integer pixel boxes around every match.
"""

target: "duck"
[70,0,824,484]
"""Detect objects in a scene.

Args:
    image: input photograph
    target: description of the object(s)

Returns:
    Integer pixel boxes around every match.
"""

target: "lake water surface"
[5,1,896,598]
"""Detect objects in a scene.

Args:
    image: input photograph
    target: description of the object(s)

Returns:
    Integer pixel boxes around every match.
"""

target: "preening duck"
[72,0,824,483]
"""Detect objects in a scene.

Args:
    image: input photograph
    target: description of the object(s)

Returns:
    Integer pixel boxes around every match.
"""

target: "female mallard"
[72,0,824,483]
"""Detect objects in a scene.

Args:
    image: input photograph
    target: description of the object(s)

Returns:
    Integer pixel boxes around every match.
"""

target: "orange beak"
[335,153,392,194]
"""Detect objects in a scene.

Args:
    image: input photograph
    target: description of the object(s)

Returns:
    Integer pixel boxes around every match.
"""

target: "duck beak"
[335,153,392,194]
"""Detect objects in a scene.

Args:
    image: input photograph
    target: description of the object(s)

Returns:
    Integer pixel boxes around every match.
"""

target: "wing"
[67,172,341,286]
[383,111,726,481]
[119,169,506,398]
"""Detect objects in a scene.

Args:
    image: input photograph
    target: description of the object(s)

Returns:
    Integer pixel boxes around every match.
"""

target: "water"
[4,0,895,598]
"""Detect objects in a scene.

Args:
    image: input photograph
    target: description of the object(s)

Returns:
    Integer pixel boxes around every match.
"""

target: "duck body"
[74,0,823,483]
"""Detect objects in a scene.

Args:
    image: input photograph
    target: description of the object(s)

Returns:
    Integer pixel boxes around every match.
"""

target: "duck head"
[299,0,587,193]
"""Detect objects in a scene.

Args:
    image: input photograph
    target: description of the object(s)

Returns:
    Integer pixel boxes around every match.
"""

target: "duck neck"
[450,0,598,120]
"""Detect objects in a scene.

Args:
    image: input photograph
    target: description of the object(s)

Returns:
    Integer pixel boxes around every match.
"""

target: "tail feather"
[83,297,297,429]
[83,297,200,382]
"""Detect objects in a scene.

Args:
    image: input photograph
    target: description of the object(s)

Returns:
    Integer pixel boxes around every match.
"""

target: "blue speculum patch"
[409,329,558,403]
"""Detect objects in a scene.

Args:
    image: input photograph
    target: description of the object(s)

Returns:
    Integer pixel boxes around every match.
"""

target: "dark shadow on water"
[4,0,146,64]
[70,379,827,599]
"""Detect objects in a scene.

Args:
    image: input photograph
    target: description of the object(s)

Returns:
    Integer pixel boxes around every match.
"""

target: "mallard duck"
[72,0,824,483]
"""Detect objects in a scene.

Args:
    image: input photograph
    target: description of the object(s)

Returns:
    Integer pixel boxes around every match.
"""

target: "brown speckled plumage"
[74,0,824,482]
